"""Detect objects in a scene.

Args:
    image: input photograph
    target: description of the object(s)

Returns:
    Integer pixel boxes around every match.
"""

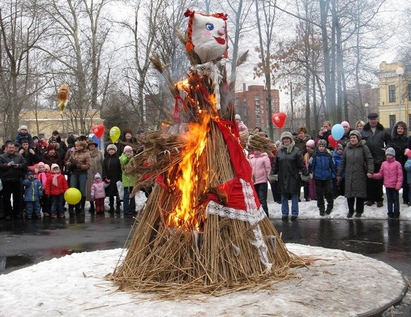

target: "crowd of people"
[1,113,410,222]
[245,112,411,221]
[0,126,148,220]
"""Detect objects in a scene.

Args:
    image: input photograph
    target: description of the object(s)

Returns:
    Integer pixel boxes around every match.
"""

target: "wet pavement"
[0,213,410,316]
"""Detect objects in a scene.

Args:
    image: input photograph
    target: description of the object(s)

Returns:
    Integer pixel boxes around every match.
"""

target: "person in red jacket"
[45,164,69,219]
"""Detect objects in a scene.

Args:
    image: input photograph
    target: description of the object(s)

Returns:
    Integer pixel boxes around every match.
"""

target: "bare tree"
[37,0,114,135]
[0,1,49,139]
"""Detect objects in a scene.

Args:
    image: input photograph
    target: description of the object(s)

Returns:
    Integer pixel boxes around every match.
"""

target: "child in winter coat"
[249,150,271,217]
[90,173,109,214]
[373,147,403,219]
[45,164,69,219]
[22,171,43,219]
[36,162,50,217]
[404,149,411,206]
[309,139,337,216]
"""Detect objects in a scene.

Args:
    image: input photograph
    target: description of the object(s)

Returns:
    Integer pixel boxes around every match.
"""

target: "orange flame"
[167,113,211,231]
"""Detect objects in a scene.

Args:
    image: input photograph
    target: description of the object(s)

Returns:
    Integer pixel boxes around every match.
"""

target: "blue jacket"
[22,177,43,202]
[309,149,337,181]
[332,150,345,178]
[404,158,411,185]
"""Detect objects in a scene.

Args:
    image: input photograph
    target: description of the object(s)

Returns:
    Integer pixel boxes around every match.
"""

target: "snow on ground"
[0,245,406,317]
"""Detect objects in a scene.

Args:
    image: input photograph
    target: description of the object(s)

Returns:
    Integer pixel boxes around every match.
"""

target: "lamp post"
[365,103,369,121]
[396,66,404,121]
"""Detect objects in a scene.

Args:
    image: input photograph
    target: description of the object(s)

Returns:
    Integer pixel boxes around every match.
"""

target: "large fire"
[166,113,211,231]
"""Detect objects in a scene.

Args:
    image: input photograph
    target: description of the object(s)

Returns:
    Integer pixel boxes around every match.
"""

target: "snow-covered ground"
[0,245,406,317]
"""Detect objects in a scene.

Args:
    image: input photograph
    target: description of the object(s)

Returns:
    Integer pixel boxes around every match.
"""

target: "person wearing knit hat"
[45,160,68,219]
[372,147,403,219]
[123,145,133,153]
[336,128,374,218]
[317,139,327,148]
[311,134,337,216]
[306,139,315,148]
[106,144,117,152]
[90,172,108,214]
[15,124,35,150]
[349,129,361,141]
[22,168,43,219]
[271,129,309,221]
[103,142,122,214]
[64,139,91,216]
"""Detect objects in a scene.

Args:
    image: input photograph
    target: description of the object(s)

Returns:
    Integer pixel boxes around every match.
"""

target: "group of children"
[22,159,129,219]
[306,138,409,219]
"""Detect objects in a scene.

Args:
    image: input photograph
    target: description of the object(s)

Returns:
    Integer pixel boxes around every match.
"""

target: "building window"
[389,114,396,128]
[408,84,411,101]
[388,85,396,102]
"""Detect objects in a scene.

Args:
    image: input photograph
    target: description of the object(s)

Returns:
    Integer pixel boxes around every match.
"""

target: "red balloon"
[271,112,287,129]
[92,124,105,139]
[328,135,339,149]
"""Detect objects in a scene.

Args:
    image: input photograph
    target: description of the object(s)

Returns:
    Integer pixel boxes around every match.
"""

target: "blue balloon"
[331,124,344,141]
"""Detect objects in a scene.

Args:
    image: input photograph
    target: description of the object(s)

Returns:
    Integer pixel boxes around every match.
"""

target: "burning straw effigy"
[110,9,303,296]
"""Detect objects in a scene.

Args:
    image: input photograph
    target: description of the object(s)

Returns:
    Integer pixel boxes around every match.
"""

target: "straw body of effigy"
[110,55,301,297]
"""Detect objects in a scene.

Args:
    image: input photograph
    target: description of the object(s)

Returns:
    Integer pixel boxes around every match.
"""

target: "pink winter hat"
[123,145,133,153]
[306,140,315,148]
[406,149,411,158]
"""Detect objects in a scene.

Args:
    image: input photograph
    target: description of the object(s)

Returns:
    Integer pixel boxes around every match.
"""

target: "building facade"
[378,61,410,130]
[234,84,280,131]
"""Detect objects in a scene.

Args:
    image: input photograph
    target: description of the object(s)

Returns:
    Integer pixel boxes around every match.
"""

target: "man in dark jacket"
[360,113,390,207]
[0,140,27,219]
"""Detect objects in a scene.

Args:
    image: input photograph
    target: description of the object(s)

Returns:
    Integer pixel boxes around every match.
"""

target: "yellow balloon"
[109,126,121,143]
[64,188,82,205]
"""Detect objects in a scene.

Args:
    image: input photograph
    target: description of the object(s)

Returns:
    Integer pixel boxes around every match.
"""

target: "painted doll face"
[191,13,228,63]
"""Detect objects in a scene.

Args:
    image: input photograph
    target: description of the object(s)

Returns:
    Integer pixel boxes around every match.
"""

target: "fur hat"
[385,147,395,156]
[106,144,117,152]
[87,139,98,147]
[235,114,241,121]
[75,140,87,149]
[94,173,101,180]
[123,128,133,136]
[18,125,28,132]
[280,131,293,141]
[349,130,361,140]
[306,140,315,148]
[123,145,133,153]
[317,139,327,147]
[51,163,59,170]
